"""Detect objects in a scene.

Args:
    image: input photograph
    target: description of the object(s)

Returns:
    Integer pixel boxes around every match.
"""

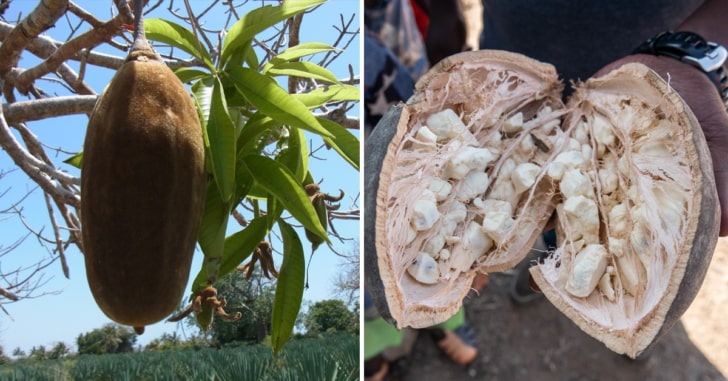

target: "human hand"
[595,54,728,236]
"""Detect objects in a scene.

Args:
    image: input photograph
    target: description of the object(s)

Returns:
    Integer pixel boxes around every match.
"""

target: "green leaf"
[293,84,360,108]
[195,181,231,289]
[317,118,359,171]
[293,127,309,182]
[64,152,83,168]
[191,217,268,293]
[174,67,210,84]
[222,216,268,275]
[276,126,308,183]
[208,77,237,202]
[241,155,328,242]
[268,42,336,65]
[244,43,260,69]
[219,0,326,66]
[233,145,255,207]
[192,78,214,122]
[144,18,214,70]
[226,67,332,138]
[271,219,305,354]
[265,62,340,84]
[237,113,281,154]
[223,40,252,71]
[266,195,282,231]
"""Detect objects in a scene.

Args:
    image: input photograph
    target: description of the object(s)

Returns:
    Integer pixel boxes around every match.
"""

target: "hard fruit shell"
[81,48,205,328]
[529,63,720,358]
[365,50,564,329]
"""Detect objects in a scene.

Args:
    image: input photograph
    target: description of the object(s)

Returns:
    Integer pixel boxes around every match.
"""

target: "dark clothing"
[481,0,705,86]
[364,31,416,137]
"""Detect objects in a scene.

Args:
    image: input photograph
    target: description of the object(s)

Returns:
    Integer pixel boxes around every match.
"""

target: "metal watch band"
[634,31,728,105]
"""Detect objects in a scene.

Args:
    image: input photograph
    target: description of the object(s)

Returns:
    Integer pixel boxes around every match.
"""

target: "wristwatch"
[633,31,728,105]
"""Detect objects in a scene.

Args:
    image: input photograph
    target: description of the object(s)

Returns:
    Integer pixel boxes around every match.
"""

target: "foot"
[364,355,389,381]
[471,273,489,293]
[431,322,478,365]
[509,235,549,304]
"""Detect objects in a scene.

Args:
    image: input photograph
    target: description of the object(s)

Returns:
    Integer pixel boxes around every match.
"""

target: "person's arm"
[678,0,728,47]
[596,0,728,236]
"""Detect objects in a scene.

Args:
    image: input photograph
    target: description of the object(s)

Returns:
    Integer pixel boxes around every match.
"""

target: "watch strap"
[634,31,728,104]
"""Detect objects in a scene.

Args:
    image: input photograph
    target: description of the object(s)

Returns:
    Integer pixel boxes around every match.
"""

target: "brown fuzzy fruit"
[81,43,205,330]
[364,50,719,358]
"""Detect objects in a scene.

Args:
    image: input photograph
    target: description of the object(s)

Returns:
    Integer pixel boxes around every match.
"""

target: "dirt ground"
[385,238,728,381]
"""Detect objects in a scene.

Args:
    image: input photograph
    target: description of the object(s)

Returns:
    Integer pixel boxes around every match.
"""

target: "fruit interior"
[533,67,699,335]
[378,52,563,325]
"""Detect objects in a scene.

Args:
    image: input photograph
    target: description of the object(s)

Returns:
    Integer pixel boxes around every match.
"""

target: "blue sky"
[0,0,360,354]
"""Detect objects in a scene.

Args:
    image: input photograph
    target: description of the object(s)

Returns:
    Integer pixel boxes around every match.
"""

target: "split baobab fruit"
[81,22,205,330]
[364,50,719,358]
[530,63,719,358]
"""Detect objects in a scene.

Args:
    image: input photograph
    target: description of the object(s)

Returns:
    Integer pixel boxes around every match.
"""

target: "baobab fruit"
[364,50,719,359]
[531,63,719,358]
[81,2,205,332]
[365,50,564,329]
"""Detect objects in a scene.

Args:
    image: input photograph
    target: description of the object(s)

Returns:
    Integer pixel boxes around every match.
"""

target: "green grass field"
[0,334,359,381]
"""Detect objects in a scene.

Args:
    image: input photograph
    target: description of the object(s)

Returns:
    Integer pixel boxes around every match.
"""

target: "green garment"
[363,307,465,359]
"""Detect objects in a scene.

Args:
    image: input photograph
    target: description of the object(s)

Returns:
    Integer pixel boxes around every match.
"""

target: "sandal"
[364,355,389,381]
[430,321,478,365]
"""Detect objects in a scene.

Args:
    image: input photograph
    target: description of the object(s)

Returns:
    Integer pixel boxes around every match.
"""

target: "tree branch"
[0,286,19,301]
[13,12,130,94]
[0,20,96,95]
[316,108,359,130]
[2,95,97,125]
[68,1,105,29]
[0,0,70,77]
[0,20,207,73]
[0,107,80,208]
[44,192,70,278]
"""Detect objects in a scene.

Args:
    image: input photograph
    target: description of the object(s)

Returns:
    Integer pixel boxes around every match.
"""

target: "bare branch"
[0,20,96,94]
[13,13,130,94]
[181,0,217,61]
[0,0,69,77]
[232,208,248,227]
[287,13,303,93]
[0,286,19,302]
[2,95,97,125]
[43,192,70,279]
[68,1,105,29]
[0,107,80,207]
[315,107,359,130]
[329,209,360,221]
[318,13,359,68]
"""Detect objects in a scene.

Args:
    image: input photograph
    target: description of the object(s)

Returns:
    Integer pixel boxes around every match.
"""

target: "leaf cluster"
[143,0,359,353]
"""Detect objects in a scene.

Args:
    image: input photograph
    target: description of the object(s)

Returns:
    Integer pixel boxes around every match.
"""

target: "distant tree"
[144,332,182,352]
[28,345,48,361]
[11,347,25,358]
[77,324,136,355]
[143,332,208,352]
[303,299,358,335]
[331,242,360,308]
[48,342,71,359]
[197,270,276,346]
[0,345,11,364]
